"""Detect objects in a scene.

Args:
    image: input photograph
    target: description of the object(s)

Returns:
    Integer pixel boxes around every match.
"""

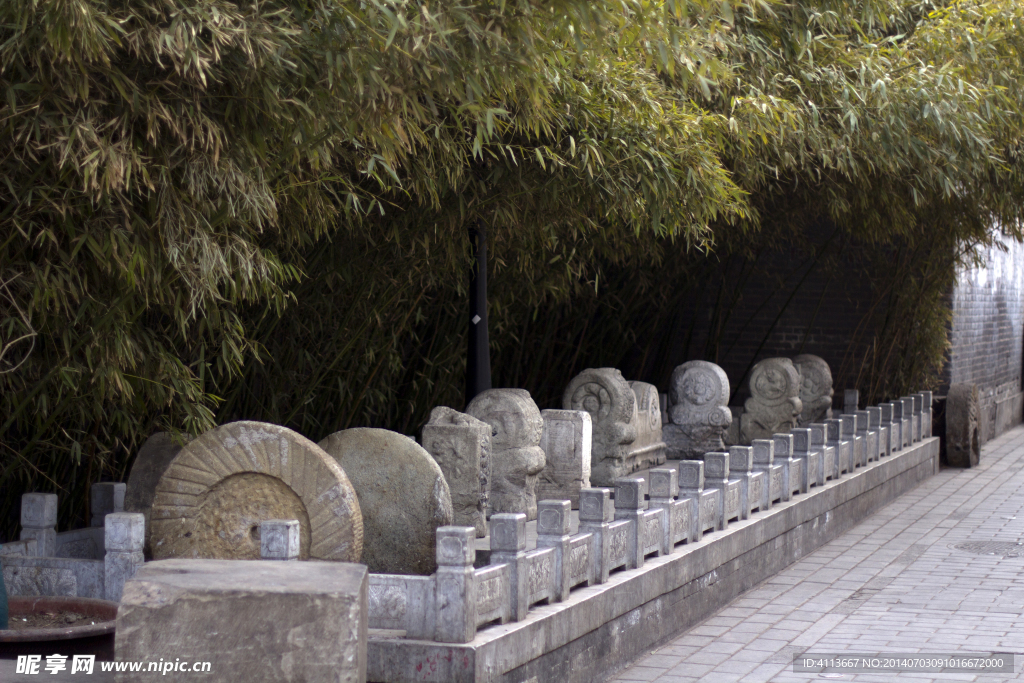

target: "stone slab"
[367,437,940,682]
[116,559,368,683]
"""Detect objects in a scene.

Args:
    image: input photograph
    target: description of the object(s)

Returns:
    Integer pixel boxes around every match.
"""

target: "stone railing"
[364,390,933,643]
[3,389,932,630]
[1,484,144,602]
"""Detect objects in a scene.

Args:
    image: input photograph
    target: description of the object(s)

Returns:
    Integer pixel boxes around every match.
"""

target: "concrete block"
[260,520,300,561]
[116,559,368,683]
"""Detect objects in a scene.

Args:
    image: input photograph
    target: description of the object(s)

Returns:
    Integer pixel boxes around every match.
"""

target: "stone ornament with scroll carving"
[150,422,363,563]
[793,354,834,427]
[320,428,454,575]
[628,381,667,470]
[740,358,803,444]
[467,389,546,521]
[663,361,732,459]
[421,406,491,537]
[564,368,638,486]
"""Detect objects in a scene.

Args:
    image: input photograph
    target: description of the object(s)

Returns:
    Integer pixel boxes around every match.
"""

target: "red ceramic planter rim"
[0,596,117,642]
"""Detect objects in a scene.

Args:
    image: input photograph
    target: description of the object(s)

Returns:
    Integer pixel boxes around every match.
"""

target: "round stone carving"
[793,354,834,427]
[319,428,453,575]
[150,421,362,562]
[750,362,793,405]
[682,369,717,406]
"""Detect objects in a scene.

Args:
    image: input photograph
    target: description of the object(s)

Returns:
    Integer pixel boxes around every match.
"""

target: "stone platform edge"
[367,437,940,683]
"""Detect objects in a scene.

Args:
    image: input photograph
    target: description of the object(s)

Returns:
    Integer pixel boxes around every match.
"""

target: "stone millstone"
[149,421,362,563]
[319,428,454,575]
[124,432,189,558]
[946,383,980,467]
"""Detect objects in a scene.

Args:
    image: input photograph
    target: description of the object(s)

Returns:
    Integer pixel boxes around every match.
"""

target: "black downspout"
[465,222,492,405]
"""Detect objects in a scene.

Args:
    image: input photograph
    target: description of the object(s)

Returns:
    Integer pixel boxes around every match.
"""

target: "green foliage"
[2,0,1024,538]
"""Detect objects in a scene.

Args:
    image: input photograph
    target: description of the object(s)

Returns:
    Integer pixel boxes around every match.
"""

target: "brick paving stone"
[613,425,1024,683]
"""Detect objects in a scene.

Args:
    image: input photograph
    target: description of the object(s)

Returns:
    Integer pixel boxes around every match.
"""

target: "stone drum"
[466,389,546,521]
[320,428,454,575]
[150,422,363,563]
[125,432,189,558]
[663,361,732,460]
[793,354,833,427]
[740,358,803,444]
[421,406,491,537]
[564,368,638,486]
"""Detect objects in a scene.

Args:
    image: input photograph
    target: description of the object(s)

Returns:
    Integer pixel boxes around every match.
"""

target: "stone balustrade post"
[910,395,924,442]
[810,423,837,482]
[536,500,572,602]
[578,489,614,584]
[774,433,806,495]
[825,419,849,478]
[882,403,901,452]
[435,526,477,642]
[840,414,862,469]
[20,493,57,557]
[791,429,821,488]
[677,461,715,539]
[105,512,145,602]
[855,410,876,463]
[260,520,300,561]
[91,483,126,528]
[489,513,528,621]
[649,469,684,552]
[613,478,648,569]
[752,439,786,504]
[728,446,763,516]
[704,453,741,525]
[920,391,933,438]
[844,389,859,414]
[868,407,889,458]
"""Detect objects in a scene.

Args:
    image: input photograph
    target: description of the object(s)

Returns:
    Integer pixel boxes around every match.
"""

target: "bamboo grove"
[1,0,1023,535]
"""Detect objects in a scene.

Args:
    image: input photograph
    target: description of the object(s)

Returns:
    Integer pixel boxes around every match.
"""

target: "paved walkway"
[613,425,1024,683]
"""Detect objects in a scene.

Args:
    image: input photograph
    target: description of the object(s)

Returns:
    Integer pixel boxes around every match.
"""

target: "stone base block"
[116,559,367,683]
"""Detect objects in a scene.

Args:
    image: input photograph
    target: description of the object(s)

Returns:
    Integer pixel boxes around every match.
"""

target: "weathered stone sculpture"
[740,358,803,444]
[150,422,363,563]
[537,409,592,509]
[564,368,638,486]
[663,361,732,460]
[793,354,833,427]
[320,428,454,575]
[628,381,667,469]
[421,406,491,537]
[946,383,980,467]
[466,389,546,521]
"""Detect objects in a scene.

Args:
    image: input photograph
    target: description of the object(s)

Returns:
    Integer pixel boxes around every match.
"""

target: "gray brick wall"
[944,233,1024,442]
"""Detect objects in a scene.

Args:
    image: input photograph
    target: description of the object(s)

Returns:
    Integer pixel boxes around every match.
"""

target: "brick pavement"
[612,425,1024,683]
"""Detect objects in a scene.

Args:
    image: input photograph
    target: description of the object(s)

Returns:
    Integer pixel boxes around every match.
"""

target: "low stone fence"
[1,483,144,602]
[365,391,933,644]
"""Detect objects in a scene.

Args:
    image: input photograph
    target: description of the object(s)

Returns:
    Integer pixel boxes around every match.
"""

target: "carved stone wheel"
[150,421,363,562]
